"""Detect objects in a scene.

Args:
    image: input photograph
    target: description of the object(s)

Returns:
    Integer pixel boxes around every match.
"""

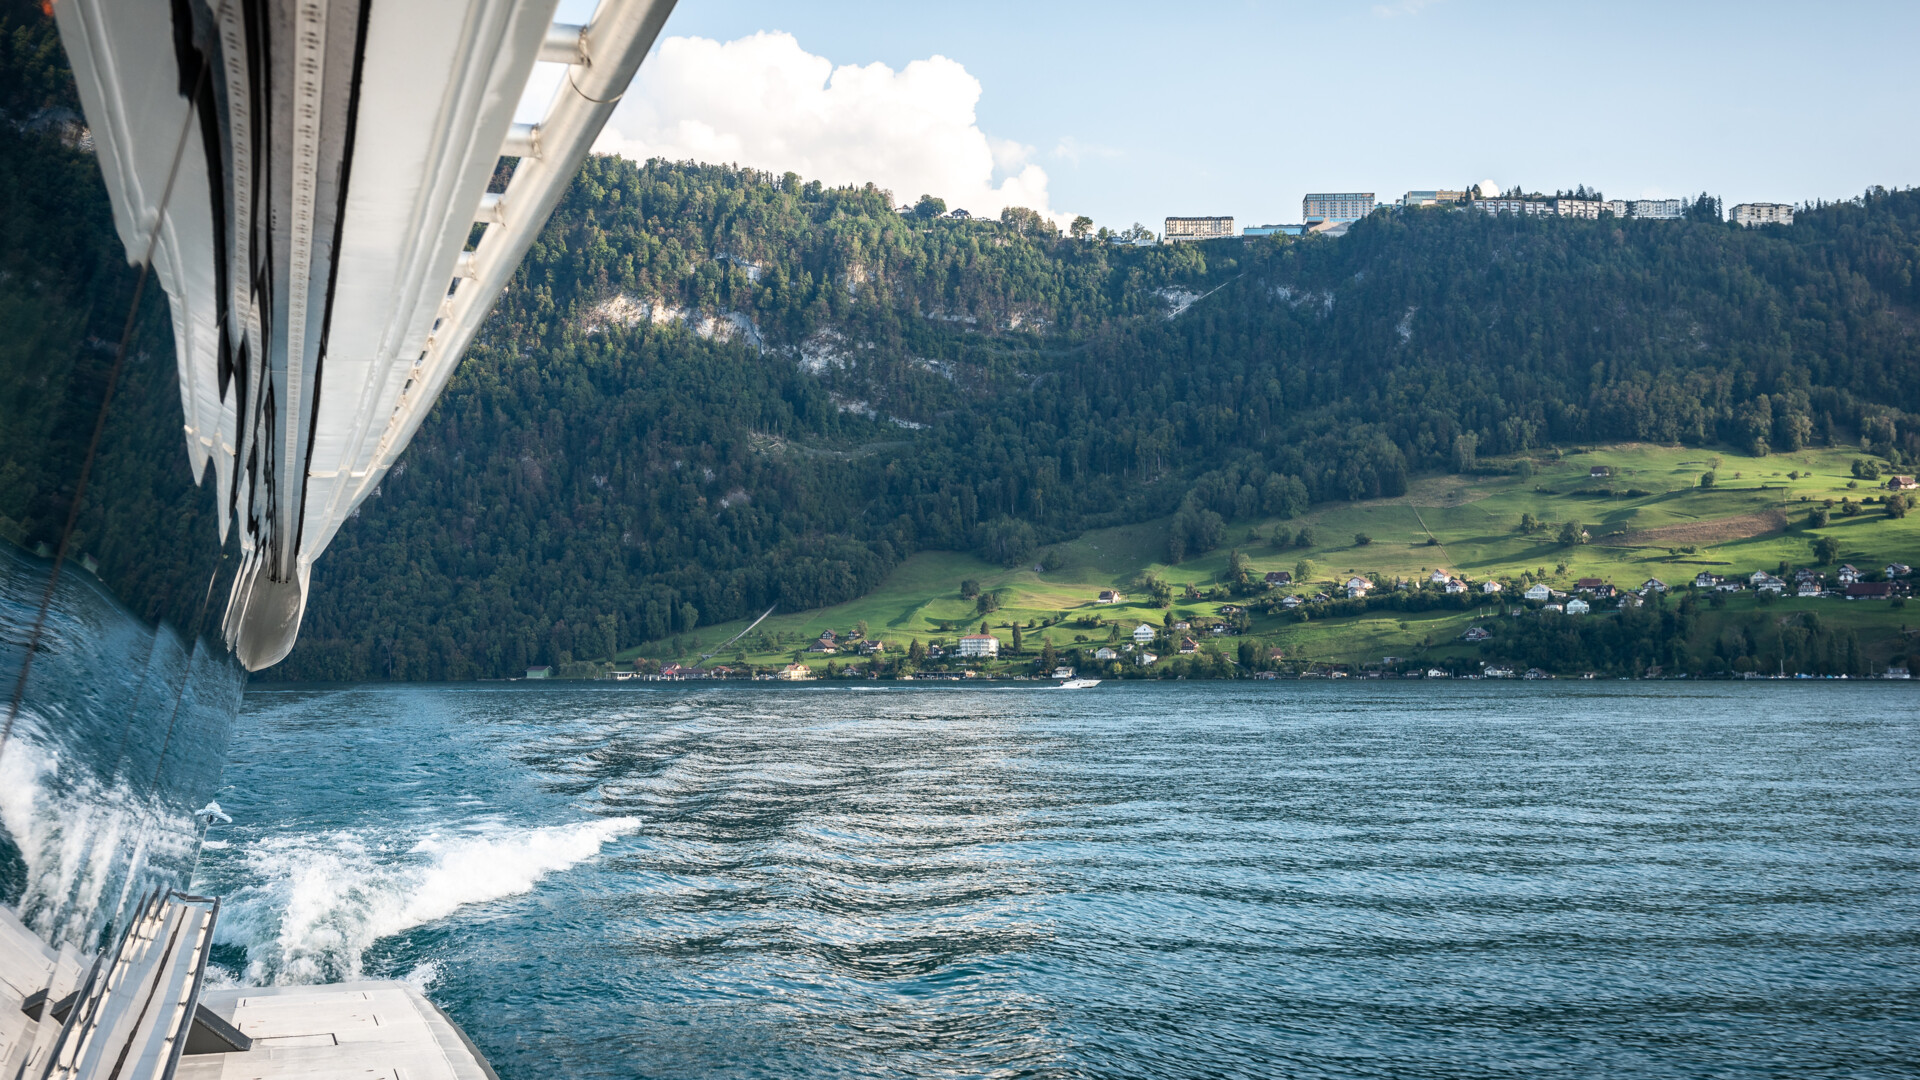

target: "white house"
[1566,598,1590,615]
[1693,572,1723,588]
[1837,565,1861,585]
[956,634,1000,658]
[1730,202,1793,227]
[1481,581,1502,594]
[1094,646,1118,661]
[1135,651,1158,666]
[1133,623,1157,643]
[1444,580,1467,594]
[1629,198,1684,219]
[1097,590,1123,604]
[1428,570,1452,585]
[1280,595,1302,609]
[1641,578,1669,593]
[1524,583,1552,601]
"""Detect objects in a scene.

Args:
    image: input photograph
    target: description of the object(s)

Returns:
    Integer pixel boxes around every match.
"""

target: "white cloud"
[594,32,1059,222]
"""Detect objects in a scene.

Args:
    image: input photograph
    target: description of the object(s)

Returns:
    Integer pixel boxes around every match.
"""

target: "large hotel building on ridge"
[1303,193,1378,224]
[1164,216,1236,243]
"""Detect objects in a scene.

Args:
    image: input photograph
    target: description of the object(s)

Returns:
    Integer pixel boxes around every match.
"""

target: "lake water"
[193,682,1920,1079]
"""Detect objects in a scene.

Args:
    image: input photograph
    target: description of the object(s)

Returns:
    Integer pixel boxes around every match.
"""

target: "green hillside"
[647,441,1920,679]
[272,160,1920,681]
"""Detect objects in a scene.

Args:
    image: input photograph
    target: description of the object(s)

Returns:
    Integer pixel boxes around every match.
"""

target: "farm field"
[624,443,1920,675]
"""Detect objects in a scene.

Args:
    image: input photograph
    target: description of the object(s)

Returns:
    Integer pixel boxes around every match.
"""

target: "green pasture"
[636,442,1920,672]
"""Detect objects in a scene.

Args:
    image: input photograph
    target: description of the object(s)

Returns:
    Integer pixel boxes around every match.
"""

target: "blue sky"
[575,0,1920,230]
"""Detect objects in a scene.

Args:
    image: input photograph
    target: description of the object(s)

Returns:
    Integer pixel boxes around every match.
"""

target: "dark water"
[194,682,1920,1079]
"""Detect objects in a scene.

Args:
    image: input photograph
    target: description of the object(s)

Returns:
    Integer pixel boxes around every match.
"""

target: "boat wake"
[212,815,638,984]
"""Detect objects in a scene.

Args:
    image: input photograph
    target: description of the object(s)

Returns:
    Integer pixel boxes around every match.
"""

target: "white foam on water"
[216,815,638,984]
[403,960,441,991]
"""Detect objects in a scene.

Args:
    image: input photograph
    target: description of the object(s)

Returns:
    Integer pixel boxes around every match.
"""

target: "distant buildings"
[1172,184,1788,252]
[956,634,1000,658]
[1472,197,1625,219]
[1554,199,1606,219]
[1303,193,1377,224]
[1165,216,1235,243]
[1465,195,1738,222]
[1471,198,1554,217]
[1731,202,1794,227]
[1397,190,1469,209]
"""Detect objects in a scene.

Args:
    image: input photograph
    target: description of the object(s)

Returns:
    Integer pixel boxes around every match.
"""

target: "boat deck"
[175,982,497,1080]
[3,903,494,1080]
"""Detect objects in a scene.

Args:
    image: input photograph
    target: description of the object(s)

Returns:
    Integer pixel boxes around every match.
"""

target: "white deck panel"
[175,981,496,1080]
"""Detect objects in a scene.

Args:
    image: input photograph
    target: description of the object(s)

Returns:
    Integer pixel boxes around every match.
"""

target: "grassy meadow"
[625,443,1920,674]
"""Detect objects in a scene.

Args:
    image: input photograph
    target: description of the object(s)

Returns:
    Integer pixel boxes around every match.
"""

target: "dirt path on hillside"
[1607,509,1789,548]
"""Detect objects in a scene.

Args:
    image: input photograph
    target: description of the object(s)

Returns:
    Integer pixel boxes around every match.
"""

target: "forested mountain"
[2,2,1917,680]
[278,161,1919,679]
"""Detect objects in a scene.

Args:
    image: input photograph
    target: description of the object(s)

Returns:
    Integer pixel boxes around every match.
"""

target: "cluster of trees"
[1476,595,1899,677]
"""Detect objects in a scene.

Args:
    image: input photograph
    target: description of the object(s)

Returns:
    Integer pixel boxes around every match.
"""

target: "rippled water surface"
[195,682,1920,1079]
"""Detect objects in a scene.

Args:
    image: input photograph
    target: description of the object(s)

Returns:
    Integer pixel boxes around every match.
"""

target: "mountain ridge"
[272,159,1919,679]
